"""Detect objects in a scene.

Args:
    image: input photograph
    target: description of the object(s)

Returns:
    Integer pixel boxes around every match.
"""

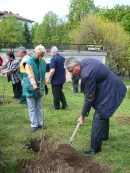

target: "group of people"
[0,45,127,155]
[0,45,67,133]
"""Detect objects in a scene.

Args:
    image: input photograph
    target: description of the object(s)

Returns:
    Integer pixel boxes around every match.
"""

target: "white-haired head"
[34,44,46,53]
[34,44,46,58]
[17,46,27,53]
[50,46,59,54]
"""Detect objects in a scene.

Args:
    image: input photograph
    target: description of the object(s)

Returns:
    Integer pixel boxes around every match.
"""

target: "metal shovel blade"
[69,123,80,145]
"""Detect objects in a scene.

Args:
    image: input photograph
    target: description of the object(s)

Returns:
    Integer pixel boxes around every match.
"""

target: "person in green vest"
[22,44,47,132]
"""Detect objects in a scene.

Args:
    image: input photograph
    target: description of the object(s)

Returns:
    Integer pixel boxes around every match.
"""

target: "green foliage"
[23,22,31,48]
[33,11,70,44]
[106,58,119,75]
[0,15,25,44]
[0,76,130,172]
[67,0,95,22]
[30,22,39,44]
[98,5,130,34]
[126,88,130,99]
[69,13,130,61]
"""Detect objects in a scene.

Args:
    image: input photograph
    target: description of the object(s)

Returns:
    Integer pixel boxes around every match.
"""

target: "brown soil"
[19,136,110,173]
[115,116,130,126]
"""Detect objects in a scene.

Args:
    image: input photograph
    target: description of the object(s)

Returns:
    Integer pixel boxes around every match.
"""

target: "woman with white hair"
[22,44,47,132]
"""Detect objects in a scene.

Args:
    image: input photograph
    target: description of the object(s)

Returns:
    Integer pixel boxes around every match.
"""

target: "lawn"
[0,76,130,173]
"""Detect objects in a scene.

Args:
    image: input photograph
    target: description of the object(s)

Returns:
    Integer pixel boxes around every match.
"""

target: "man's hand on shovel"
[78,116,85,125]
[68,116,85,145]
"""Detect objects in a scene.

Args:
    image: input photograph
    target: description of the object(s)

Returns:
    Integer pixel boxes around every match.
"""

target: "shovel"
[69,123,80,145]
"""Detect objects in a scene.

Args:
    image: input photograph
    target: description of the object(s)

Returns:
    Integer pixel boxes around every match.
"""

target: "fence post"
[78,44,81,52]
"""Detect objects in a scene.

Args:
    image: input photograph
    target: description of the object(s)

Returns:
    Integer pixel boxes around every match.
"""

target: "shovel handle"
[69,123,80,145]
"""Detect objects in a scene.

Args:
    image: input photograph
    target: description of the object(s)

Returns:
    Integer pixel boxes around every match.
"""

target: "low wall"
[1,51,107,82]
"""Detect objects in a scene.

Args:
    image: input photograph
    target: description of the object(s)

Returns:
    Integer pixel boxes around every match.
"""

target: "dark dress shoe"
[103,138,108,141]
[61,105,68,109]
[38,125,46,130]
[84,147,101,154]
[31,127,37,132]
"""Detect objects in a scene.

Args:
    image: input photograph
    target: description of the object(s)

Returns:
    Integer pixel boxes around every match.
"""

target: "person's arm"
[4,60,20,74]
[81,78,96,116]
[46,57,56,84]
[0,63,8,70]
[0,62,8,74]
[77,79,96,126]
[46,68,55,84]
[25,64,37,89]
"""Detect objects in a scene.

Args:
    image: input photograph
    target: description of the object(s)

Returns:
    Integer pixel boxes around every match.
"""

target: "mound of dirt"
[19,136,110,173]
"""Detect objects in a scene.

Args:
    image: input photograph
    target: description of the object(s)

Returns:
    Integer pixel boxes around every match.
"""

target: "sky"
[0,0,130,24]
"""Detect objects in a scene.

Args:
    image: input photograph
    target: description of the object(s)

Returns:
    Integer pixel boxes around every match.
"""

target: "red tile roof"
[0,11,34,22]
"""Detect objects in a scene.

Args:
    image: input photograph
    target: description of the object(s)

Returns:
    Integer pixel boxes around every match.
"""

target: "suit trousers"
[91,111,109,149]
[52,84,67,109]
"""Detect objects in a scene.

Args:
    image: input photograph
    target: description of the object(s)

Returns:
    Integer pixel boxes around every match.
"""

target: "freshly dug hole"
[19,136,110,173]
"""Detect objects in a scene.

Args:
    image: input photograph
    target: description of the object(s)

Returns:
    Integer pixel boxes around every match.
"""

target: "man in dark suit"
[64,57,127,154]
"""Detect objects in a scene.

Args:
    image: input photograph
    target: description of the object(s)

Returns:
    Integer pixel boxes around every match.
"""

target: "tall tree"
[31,22,39,44]
[98,5,130,34]
[33,11,59,44]
[69,13,130,61]
[23,22,31,48]
[105,58,119,75]
[0,15,25,45]
[67,0,95,23]
[33,11,71,44]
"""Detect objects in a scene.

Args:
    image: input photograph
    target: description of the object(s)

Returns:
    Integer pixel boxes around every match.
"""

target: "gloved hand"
[45,85,49,95]
[35,88,43,97]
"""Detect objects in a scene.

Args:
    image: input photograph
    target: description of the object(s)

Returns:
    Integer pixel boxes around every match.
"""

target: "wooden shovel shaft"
[69,123,80,145]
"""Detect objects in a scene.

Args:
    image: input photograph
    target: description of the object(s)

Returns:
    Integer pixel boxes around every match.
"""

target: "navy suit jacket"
[81,58,127,118]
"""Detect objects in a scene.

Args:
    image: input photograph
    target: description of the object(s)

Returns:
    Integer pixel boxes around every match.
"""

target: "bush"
[126,88,130,99]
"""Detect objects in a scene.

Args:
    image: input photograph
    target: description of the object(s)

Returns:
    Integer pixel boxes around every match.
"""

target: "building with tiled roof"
[0,11,34,29]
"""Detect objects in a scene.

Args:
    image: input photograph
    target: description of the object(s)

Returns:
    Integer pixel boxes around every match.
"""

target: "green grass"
[122,79,130,85]
[0,76,130,173]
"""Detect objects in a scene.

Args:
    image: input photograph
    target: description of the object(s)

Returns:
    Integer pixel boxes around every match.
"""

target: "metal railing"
[0,43,104,53]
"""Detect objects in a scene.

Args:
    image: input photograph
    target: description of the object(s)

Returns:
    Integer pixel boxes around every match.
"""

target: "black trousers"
[52,84,67,109]
[91,111,109,149]
[12,81,22,99]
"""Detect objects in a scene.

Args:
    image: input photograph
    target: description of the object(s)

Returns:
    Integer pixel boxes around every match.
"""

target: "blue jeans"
[26,97,43,127]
